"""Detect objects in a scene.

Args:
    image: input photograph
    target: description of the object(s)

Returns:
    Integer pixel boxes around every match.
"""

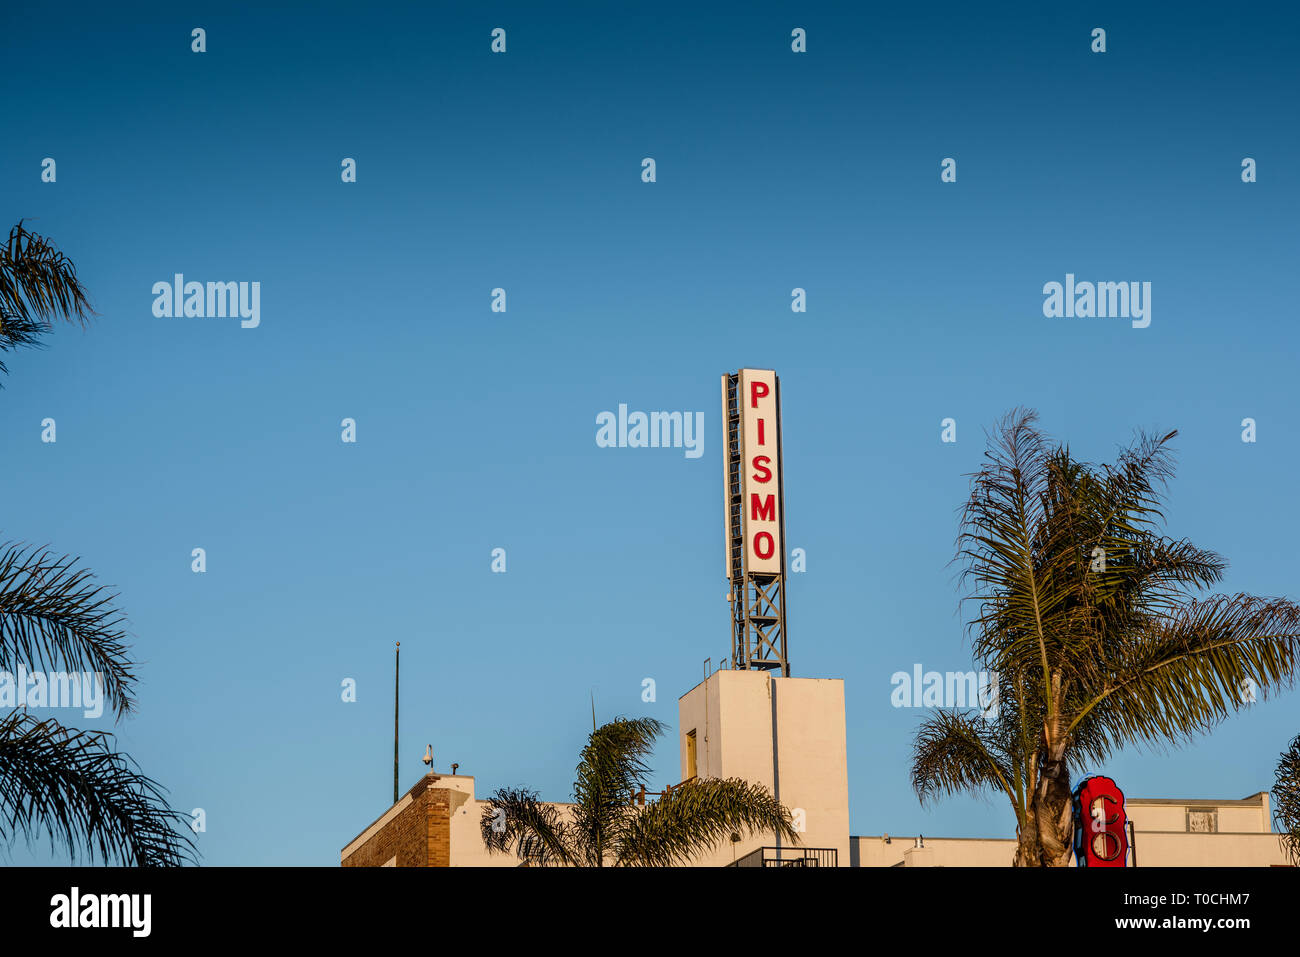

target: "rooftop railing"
[730,846,838,868]
[631,777,697,806]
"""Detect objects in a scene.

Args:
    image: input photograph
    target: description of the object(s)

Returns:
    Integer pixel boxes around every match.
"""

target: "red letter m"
[750,493,776,522]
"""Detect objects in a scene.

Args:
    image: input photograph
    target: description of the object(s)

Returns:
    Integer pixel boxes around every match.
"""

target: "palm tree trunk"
[1034,751,1074,866]
[1013,739,1074,866]
[1013,811,1039,866]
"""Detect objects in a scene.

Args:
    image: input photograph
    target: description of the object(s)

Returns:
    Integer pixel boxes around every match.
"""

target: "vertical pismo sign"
[723,368,789,674]
[740,369,782,573]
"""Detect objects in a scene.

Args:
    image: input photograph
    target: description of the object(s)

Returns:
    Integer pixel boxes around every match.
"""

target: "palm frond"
[1068,594,1300,746]
[1273,735,1300,866]
[616,777,796,866]
[0,220,94,331]
[955,409,1068,702]
[0,543,136,720]
[0,314,48,380]
[478,786,575,866]
[0,221,95,383]
[0,710,196,866]
[911,709,1020,817]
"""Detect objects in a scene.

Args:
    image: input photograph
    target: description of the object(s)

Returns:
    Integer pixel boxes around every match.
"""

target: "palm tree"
[0,222,195,865]
[480,716,797,866]
[1273,734,1300,865]
[912,409,1300,866]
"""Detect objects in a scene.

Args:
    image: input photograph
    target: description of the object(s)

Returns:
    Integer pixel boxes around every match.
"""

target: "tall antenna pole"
[393,641,400,804]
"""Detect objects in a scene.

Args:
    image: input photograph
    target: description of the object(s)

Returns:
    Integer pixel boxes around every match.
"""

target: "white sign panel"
[739,368,782,575]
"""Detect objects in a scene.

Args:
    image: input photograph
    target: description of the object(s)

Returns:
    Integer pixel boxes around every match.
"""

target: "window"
[1187,808,1218,833]
[686,729,697,779]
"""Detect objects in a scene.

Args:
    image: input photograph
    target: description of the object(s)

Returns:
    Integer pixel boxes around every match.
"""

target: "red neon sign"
[1073,775,1128,867]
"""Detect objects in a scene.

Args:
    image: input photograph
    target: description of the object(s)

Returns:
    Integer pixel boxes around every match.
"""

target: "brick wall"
[426,787,450,866]
[342,777,454,867]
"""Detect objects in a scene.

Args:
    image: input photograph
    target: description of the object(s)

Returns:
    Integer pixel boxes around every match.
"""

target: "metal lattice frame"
[723,372,789,676]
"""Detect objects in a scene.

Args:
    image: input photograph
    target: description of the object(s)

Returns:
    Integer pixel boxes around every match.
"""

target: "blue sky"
[2,1,1297,865]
